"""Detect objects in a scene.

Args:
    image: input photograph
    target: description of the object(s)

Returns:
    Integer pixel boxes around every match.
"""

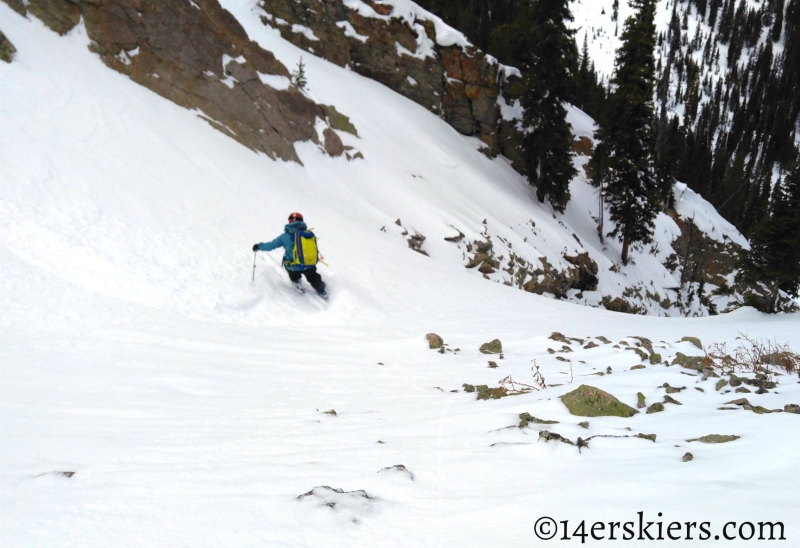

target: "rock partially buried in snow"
[476,385,507,400]
[426,333,444,349]
[672,352,706,371]
[560,385,639,417]
[377,464,414,480]
[682,452,694,462]
[680,336,704,349]
[36,471,75,478]
[687,434,740,444]
[538,430,575,445]
[785,404,800,414]
[646,402,665,414]
[479,339,502,354]
[297,486,375,519]
[518,412,559,427]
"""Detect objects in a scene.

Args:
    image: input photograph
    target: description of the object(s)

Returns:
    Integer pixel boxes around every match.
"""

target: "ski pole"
[251,251,257,284]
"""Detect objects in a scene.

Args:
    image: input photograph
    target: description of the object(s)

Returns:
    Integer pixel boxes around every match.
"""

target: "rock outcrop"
[464,237,600,299]
[7,0,347,163]
[0,29,16,63]
[257,0,524,163]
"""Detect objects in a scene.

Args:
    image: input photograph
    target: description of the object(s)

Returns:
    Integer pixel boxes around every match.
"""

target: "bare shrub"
[498,375,537,394]
[704,334,800,378]
[531,360,547,389]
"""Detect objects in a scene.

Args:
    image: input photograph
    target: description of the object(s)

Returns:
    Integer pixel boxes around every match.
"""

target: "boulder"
[479,339,502,354]
[646,402,665,414]
[784,404,800,414]
[671,352,706,371]
[322,128,344,157]
[426,333,443,349]
[680,336,703,349]
[560,385,639,417]
[475,385,507,400]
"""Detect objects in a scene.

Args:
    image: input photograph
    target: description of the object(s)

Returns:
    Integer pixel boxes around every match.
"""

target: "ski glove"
[252,244,259,252]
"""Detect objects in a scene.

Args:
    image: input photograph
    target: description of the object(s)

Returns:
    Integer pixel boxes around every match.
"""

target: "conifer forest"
[417,0,800,305]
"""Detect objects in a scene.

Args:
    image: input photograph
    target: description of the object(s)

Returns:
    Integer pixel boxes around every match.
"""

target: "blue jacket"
[256,221,311,271]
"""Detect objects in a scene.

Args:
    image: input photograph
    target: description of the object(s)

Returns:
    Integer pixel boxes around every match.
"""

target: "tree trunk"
[768,282,780,314]
[621,233,630,265]
[536,185,546,203]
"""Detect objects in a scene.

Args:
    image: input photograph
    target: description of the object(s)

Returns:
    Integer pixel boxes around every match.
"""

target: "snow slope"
[1,3,799,547]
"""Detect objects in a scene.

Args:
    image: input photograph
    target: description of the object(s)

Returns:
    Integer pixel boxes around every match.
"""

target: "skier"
[253,212,327,298]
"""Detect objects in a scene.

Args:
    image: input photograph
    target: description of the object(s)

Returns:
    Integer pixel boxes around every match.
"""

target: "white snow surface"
[1,3,799,547]
[342,0,471,48]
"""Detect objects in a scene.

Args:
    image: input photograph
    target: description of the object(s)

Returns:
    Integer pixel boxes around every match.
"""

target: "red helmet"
[288,212,304,222]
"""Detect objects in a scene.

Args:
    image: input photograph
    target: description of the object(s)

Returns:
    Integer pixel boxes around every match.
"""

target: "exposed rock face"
[600,296,644,315]
[464,239,601,300]
[665,211,797,314]
[0,29,16,63]
[27,0,80,35]
[668,211,740,288]
[258,0,523,159]
[563,252,599,292]
[9,0,345,163]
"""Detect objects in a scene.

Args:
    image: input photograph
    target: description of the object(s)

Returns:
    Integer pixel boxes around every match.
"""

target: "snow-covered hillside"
[1,2,799,546]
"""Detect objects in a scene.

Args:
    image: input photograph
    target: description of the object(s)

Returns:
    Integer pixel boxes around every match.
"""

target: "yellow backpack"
[287,230,319,267]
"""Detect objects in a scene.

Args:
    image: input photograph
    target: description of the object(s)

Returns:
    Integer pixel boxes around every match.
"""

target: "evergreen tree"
[589,0,658,264]
[493,0,578,211]
[738,161,800,312]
